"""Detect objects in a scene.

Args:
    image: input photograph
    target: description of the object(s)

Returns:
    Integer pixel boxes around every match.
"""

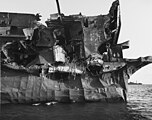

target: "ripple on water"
[0,85,152,120]
[128,85,152,120]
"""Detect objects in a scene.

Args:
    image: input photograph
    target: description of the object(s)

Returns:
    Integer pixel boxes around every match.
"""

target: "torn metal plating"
[1,0,152,104]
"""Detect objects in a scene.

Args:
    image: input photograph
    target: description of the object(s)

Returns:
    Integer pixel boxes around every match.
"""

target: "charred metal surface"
[1,0,152,104]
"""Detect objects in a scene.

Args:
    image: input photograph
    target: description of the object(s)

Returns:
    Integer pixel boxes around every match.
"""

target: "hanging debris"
[1,0,152,104]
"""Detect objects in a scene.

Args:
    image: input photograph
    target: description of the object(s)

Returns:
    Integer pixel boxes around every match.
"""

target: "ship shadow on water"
[0,102,150,120]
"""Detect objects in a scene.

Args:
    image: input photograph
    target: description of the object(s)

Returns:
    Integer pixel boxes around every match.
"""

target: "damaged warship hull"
[1,0,152,104]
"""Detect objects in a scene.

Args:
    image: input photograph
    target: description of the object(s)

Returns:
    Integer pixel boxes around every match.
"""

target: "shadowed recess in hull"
[0,0,152,104]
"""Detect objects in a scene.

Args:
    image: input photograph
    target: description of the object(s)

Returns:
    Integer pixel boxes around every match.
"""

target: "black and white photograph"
[0,0,152,120]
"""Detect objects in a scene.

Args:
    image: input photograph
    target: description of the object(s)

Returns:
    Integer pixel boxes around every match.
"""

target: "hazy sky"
[1,0,152,84]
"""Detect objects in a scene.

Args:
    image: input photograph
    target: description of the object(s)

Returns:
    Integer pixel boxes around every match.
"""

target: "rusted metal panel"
[1,0,152,104]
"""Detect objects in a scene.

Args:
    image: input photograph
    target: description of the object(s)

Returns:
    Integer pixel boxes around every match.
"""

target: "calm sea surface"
[1,85,152,120]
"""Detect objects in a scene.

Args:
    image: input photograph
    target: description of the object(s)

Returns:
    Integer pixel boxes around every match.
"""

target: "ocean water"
[0,85,152,120]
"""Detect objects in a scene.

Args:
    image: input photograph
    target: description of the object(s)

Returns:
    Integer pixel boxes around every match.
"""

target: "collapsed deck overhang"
[1,0,152,104]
